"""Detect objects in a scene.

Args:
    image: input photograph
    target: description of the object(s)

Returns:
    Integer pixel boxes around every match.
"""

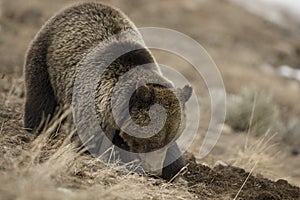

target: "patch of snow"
[278,65,300,82]
[229,0,300,29]
[259,0,300,20]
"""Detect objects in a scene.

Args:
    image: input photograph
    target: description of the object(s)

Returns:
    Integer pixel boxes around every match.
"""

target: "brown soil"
[184,154,300,200]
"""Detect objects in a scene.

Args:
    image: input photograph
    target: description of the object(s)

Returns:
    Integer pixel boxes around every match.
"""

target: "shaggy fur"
[24,2,192,180]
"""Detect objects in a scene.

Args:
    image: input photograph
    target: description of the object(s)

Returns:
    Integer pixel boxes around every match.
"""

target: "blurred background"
[0,0,299,186]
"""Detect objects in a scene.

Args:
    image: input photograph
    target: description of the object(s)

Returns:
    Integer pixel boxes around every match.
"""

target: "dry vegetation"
[0,0,300,199]
[0,105,194,200]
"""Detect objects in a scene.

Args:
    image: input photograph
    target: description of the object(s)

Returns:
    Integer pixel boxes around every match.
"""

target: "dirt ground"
[0,0,300,199]
[184,154,300,200]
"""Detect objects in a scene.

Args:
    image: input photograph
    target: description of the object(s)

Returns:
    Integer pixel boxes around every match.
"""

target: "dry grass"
[0,102,194,200]
[226,89,279,136]
[230,131,280,179]
[0,127,195,200]
[225,90,281,179]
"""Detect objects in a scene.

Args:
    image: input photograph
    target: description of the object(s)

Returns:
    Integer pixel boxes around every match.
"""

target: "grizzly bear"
[24,2,192,180]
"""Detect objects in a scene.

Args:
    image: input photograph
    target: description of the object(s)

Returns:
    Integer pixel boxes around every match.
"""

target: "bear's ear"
[179,85,192,103]
[135,85,155,104]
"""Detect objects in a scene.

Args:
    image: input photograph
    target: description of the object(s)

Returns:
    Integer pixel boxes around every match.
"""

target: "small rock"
[276,179,288,185]
[173,176,188,186]
[213,160,228,167]
[222,124,233,134]
[291,149,299,156]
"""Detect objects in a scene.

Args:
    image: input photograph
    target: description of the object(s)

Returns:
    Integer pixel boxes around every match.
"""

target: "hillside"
[0,0,299,199]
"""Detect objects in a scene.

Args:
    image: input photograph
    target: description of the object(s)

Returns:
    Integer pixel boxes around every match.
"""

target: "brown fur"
[24,2,192,180]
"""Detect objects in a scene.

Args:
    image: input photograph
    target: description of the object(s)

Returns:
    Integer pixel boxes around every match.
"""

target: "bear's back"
[46,2,135,69]
[29,2,137,104]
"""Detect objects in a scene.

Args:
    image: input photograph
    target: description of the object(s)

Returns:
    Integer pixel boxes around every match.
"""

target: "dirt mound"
[183,154,300,200]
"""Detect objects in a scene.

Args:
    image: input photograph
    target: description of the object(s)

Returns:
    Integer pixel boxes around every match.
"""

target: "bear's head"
[117,83,192,174]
